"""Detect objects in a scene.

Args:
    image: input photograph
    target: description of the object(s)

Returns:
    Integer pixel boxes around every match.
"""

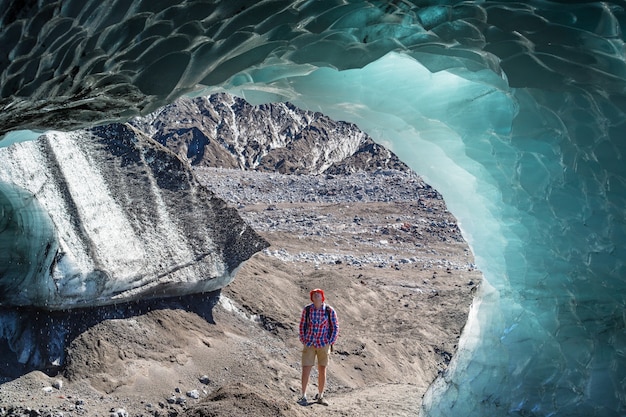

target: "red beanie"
[310,288,325,302]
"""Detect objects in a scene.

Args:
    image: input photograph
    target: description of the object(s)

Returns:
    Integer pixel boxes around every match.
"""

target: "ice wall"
[219,51,626,417]
[0,127,268,309]
[0,182,59,306]
[1,1,626,415]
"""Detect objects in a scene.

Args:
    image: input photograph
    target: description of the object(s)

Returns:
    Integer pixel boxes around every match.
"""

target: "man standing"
[298,288,339,406]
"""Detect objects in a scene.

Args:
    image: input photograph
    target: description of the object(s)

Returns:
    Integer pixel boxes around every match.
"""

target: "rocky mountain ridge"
[130,93,409,175]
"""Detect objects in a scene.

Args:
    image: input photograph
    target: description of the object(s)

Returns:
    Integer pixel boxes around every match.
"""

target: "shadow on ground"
[0,290,221,382]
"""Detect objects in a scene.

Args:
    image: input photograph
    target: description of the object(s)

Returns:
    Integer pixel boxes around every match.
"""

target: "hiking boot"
[314,393,329,406]
[297,395,308,406]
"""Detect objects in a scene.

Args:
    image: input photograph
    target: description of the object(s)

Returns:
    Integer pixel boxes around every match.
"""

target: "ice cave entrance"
[209,50,618,416]
[217,52,514,278]
[214,50,516,338]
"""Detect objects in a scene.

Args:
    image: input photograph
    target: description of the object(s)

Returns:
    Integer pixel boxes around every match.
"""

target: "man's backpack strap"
[325,305,335,340]
[304,304,312,334]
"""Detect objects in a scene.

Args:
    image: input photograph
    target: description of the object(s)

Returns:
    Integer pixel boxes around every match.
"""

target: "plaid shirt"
[299,303,339,348]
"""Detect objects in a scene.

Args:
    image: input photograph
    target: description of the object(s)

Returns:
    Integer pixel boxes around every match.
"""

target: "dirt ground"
[0,201,481,417]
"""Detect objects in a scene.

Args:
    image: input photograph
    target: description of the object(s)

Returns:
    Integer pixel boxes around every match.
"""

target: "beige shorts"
[302,345,331,367]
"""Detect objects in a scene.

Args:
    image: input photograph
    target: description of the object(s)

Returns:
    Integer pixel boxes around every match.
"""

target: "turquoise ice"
[0,1,625,415]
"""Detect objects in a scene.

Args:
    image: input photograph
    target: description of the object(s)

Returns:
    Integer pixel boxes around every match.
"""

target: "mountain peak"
[131,93,409,175]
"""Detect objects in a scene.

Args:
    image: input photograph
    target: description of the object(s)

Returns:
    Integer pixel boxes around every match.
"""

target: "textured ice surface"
[0,182,58,306]
[1,1,626,416]
[0,128,268,309]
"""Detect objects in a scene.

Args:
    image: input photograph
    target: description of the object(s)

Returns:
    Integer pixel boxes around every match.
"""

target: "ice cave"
[1,0,625,415]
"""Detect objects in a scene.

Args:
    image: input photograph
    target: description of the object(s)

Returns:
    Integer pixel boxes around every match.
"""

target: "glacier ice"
[0,127,268,309]
[0,182,58,306]
[1,0,626,416]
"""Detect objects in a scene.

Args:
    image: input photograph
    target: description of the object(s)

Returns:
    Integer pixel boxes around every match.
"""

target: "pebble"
[110,408,128,417]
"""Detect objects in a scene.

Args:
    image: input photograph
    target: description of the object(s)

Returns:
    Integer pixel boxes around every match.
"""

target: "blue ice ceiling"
[1,1,625,416]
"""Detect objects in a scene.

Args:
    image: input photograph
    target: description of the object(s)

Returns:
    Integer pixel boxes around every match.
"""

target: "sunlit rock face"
[0,125,268,309]
[1,1,626,416]
[130,93,409,174]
